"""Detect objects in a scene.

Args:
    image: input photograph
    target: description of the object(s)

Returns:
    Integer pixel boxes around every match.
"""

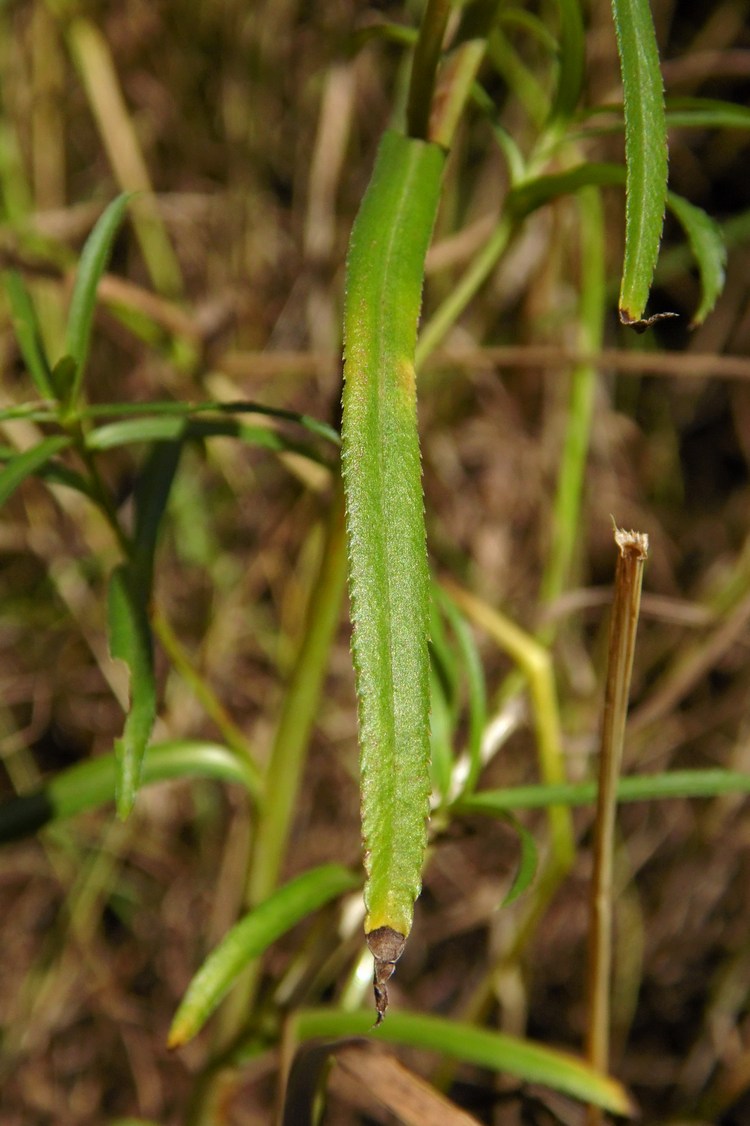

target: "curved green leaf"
[168,865,359,1047]
[0,740,260,844]
[108,564,156,817]
[341,130,445,946]
[85,415,326,464]
[456,769,750,814]
[65,193,133,405]
[501,812,538,906]
[666,96,750,131]
[611,0,670,327]
[3,270,54,397]
[547,0,585,130]
[290,1009,634,1116]
[667,191,726,326]
[0,436,72,506]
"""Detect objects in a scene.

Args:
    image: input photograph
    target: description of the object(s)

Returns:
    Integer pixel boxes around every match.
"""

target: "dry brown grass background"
[1,1,750,1123]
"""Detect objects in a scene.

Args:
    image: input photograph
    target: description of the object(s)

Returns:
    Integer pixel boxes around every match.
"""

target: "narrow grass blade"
[610,0,670,327]
[457,769,750,813]
[0,740,259,844]
[501,812,538,906]
[3,270,54,397]
[667,191,726,326]
[65,193,132,406]
[547,0,585,130]
[290,1009,634,1116]
[342,129,445,1015]
[0,435,72,506]
[132,440,182,586]
[108,564,156,817]
[666,96,750,130]
[586,528,648,1096]
[167,866,359,1047]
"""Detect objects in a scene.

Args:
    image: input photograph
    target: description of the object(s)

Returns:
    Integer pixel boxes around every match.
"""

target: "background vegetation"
[1,1,750,1123]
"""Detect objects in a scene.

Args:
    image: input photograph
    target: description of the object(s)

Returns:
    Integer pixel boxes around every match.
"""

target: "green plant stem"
[415,213,513,365]
[152,610,262,793]
[586,527,647,1123]
[406,0,453,141]
[212,489,347,1050]
[537,186,605,637]
[443,580,573,866]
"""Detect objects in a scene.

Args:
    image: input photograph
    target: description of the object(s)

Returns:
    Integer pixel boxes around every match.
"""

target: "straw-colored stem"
[585,526,648,1123]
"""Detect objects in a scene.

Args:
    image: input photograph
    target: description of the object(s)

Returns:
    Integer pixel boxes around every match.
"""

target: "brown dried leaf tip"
[613,524,649,561]
[619,308,679,334]
[366,927,406,1025]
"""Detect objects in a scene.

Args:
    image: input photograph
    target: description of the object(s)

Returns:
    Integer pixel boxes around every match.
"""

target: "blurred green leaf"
[666,96,750,130]
[289,1009,634,1115]
[457,769,750,814]
[108,564,156,818]
[501,813,538,905]
[168,865,359,1047]
[547,0,585,129]
[50,355,78,410]
[132,441,182,586]
[435,588,487,797]
[611,0,669,327]
[3,270,54,397]
[65,193,133,405]
[0,740,260,844]
[85,415,328,464]
[0,435,72,506]
[667,191,726,326]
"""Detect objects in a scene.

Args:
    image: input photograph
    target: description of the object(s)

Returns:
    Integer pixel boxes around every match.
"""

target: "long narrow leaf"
[667,191,726,326]
[108,564,156,817]
[290,1009,634,1116]
[456,769,750,814]
[0,740,260,844]
[65,193,133,404]
[168,865,359,1047]
[3,270,54,397]
[341,130,445,1012]
[0,436,72,506]
[611,0,669,327]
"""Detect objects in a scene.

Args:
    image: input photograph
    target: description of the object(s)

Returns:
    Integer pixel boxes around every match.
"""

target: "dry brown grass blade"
[333,1043,483,1126]
[586,526,648,1125]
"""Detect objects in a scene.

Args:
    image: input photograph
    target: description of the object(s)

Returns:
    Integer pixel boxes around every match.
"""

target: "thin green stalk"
[442,580,574,870]
[538,186,605,638]
[415,212,513,366]
[586,527,647,1124]
[212,490,347,1049]
[153,610,262,794]
[406,0,452,141]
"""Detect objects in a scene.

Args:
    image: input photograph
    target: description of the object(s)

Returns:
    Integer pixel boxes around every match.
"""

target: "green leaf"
[65,193,133,405]
[3,270,54,397]
[547,0,585,130]
[667,191,726,326]
[108,564,156,817]
[341,130,445,945]
[85,415,327,464]
[168,865,359,1047]
[611,0,670,328]
[666,96,750,131]
[456,769,750,813]
[50,355,78,410]
[0,435,72,506]
[435,588,487,797]
[0,740,260,844]
[290,1009,634,1116]
[132,441,182,586]
[501,812,538,906]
